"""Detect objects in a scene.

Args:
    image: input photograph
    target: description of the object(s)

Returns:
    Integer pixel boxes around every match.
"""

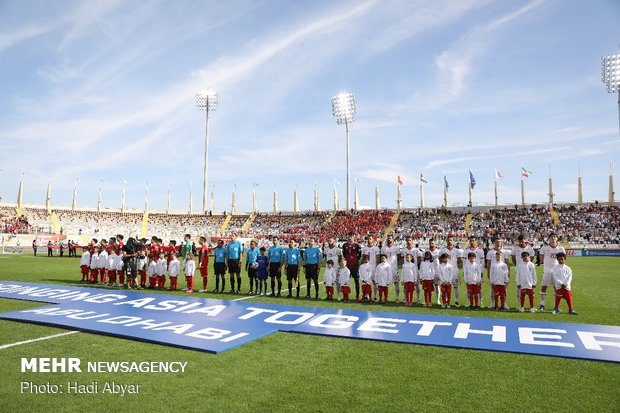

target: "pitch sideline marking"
[0,330,80,350]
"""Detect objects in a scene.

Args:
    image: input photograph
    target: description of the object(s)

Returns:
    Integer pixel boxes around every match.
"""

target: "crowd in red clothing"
[0,207,31,234]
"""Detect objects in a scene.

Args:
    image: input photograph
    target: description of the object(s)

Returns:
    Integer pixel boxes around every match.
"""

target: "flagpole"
[521,179,525,206]
[397,183,402,210]
[468,176,472,207]
[375,187,380,210]
[610,162,616,206]
[419,175,425,209]
[494,180,498,207]
[443,175,448,208]
[189,181,193,214]
[97,179,103,212]
[577,163,583,205]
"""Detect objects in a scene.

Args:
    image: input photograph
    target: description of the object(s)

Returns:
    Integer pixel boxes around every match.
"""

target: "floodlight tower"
[331,92,357,211]
[602,53,620,136]
[196,91,219,213]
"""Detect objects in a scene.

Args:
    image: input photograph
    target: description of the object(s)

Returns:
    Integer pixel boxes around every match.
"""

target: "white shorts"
[541,272,554,287]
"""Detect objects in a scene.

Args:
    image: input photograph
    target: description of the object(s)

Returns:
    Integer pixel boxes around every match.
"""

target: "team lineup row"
[77,232,577,315]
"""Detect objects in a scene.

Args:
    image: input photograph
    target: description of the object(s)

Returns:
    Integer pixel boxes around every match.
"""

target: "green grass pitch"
[0,254,618,413]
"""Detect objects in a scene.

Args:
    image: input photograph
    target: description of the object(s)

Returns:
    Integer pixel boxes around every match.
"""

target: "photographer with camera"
[122,237,143,289]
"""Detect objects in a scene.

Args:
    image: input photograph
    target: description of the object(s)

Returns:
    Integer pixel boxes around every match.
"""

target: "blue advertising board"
[0,282,619,362]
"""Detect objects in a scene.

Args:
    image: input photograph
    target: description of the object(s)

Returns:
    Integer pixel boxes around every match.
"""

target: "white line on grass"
[0,331,80,350]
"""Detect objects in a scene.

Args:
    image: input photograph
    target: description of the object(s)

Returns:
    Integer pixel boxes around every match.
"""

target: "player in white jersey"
[381,235,401,302]
[361,236,381,300]
[323,238,342,297]
[440,237,463,306]
[511,235,535,305]
[538,233,565,311]
[486,238,511,309]
[401,236,422,303]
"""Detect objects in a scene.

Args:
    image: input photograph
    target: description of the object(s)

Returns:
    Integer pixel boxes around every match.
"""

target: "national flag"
[469,171,476,189]
[420,174,428,184]
[397,175,403,185]
[494,169,503,180]
[444,175,449,192]
[521,167,532,178]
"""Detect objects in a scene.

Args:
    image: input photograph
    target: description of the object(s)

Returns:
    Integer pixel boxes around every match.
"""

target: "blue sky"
[0,0,619,212]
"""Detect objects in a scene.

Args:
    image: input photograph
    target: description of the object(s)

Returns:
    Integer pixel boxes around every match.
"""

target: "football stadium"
[1,1,620,413]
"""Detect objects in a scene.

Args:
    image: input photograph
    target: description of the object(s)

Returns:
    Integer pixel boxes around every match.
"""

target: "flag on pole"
[397,175,403,185]
[469,171,476,189]
[494,169,503,180]
[444,175,449,192]
[521,167,532,178]
[420,174,427,184]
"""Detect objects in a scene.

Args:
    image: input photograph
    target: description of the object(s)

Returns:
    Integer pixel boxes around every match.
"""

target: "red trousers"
[362,283,372,300]
[422,280,434,305]
[493,285,506,308]
[378,285,389,303]
[90,268,98,282]
[341,285,351,300]
[466,283,481,307]
[148,276,157,288]
[554,288,574,312]
[185,276,194,291]
[404,281,415,304]
[520,288,535,308]
[169,277,178,290]
[80,265,89,280]
[201,275,208,290]
[99,268,107,283]
[326,285,334,299]
[440,283,452,305]
[107,270,116,284]
[139,270,147,287]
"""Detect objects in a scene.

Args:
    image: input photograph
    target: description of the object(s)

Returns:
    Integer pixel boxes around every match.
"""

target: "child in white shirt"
[516,251,537,313]
[401,254,418,307]
[324,260,336,300]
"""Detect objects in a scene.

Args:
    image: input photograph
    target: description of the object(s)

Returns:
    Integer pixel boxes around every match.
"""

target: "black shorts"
[269,263,281,278]
[305,264,319,280]
[286,265,299,280]
[228,259,240,274]
[214,262,227,276]
[248,266,258,278]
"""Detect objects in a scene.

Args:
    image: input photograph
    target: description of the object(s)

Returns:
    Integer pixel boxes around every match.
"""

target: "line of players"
[77,231,576,314]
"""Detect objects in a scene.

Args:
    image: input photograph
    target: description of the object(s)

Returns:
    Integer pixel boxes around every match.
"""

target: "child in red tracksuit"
[551,252,577,315]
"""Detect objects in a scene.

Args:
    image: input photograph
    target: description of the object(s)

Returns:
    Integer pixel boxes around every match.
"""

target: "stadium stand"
[1,203,619,248]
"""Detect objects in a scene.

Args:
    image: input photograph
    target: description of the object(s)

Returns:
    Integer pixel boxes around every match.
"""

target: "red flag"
[397,175,403,185]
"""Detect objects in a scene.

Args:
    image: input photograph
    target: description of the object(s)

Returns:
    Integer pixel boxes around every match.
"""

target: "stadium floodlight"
[331,91,357,210]
[196,91,219,213]
[601,54,620,135]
